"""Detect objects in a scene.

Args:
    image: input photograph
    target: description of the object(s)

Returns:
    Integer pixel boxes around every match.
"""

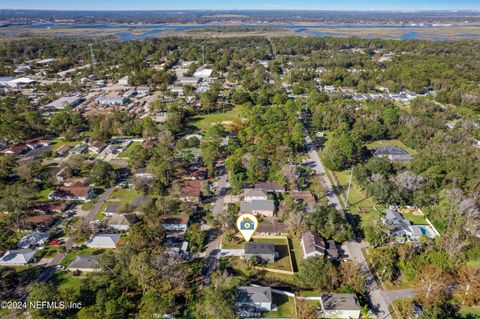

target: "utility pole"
[202,44,205,66]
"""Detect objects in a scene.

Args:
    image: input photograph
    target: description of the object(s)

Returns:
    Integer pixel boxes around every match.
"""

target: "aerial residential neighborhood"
[0,4,479,319]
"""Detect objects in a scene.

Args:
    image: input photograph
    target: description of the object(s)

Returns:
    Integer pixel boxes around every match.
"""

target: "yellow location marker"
[236,213,258,242]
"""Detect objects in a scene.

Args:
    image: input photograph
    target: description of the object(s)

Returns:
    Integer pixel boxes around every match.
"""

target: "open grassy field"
[191,106,243,131]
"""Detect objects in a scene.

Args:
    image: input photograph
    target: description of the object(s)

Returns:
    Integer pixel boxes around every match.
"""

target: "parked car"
[49,239,63,246]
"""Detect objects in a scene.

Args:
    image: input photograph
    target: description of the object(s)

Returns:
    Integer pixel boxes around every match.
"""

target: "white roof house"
[193,68,213,78]
[243,189,268,203]
[239,200,275,217]
[42,95,83,111]
[0,249,36,266]
[118,75,129,86]
[17,232,50,249]
[86,234,121,248]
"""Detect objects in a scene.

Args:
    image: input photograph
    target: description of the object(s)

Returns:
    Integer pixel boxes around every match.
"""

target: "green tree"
[90,161,117,187]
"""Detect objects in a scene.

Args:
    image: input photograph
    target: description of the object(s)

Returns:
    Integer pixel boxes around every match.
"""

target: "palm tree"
[361,305,373,319]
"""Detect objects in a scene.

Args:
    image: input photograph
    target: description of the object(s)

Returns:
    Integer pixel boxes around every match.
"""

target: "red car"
[49,239,62,246]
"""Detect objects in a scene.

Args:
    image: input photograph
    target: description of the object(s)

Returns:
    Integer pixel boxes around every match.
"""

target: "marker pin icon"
[236,213,258,242]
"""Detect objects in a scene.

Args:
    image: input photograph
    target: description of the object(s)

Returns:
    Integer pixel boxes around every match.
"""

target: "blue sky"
[1,0,479,11]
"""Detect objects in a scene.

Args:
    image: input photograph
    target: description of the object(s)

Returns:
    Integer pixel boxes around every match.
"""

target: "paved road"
[212,173,228,218]
[306,136,342,211]
[305,135,395,319]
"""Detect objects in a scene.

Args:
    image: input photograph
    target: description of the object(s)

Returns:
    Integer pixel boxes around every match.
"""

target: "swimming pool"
[417,225,436,238]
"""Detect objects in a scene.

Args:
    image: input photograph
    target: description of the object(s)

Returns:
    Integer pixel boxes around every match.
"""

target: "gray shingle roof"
[321,293,360,311]
[68,255,100,270]
[236,286,272,303]
[240,200,275,213]
[245,243,275,255]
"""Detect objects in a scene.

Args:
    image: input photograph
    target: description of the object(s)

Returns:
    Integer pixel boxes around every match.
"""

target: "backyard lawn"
[60,247,106,267]
[192,106,244,131]
[54,272,83,294]
[118,141,141,158]
[224,236,295,274]
[366,139,417,155]
[264,294,296,318]
[49,138,82,151]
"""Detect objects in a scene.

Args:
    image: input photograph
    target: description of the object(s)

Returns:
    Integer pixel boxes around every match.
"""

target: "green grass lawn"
[400,211,427,225]
[37,188,54,200]
[254,238,294,273]
[461,307,480,318]
[49,138,82,151]
[264,294,296,318]
[81,202,95,210]
[192,106,243,131]
[224,236,295,274]
[110,188,142,202]
[97,188,142,217]
[290,237,302,272]
[54,272,83,294]
[60,248,106,267]
[35,246,59,259]
[366,139,417,155]
[118,141,141,158]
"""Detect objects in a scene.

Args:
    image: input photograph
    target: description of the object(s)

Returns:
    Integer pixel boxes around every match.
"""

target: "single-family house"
[135,168,156,180]
[254,181,284,193]
[256,222,288,236]
[56,144,72,157]
[301,231,339,259]
[4,142,30,155]
[17,232,50,249]
[24,215,58,231]
[118,76,129,86]
[49,186,96,201]
[318,293,361,319]
[179,180,202,202]
[374,145,412,162]
[176,76,201,86]
[105,213,137,231]
[244,243,276,263]
[236,286,273,312]
[68,255,101,272]
[0,249,36,266]
[63,177,89,187]
[69,144,88,155]
[243,189,268,202]
[42,95,83,111]
[89,141,106,154]
[86,234,121,248]
[32,201,69,214]
[291,191,315,207]
[240,200,275,217]
[161,214,190,232]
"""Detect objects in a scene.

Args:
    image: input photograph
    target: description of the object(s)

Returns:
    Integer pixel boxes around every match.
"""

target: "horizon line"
[1,8,480,12]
